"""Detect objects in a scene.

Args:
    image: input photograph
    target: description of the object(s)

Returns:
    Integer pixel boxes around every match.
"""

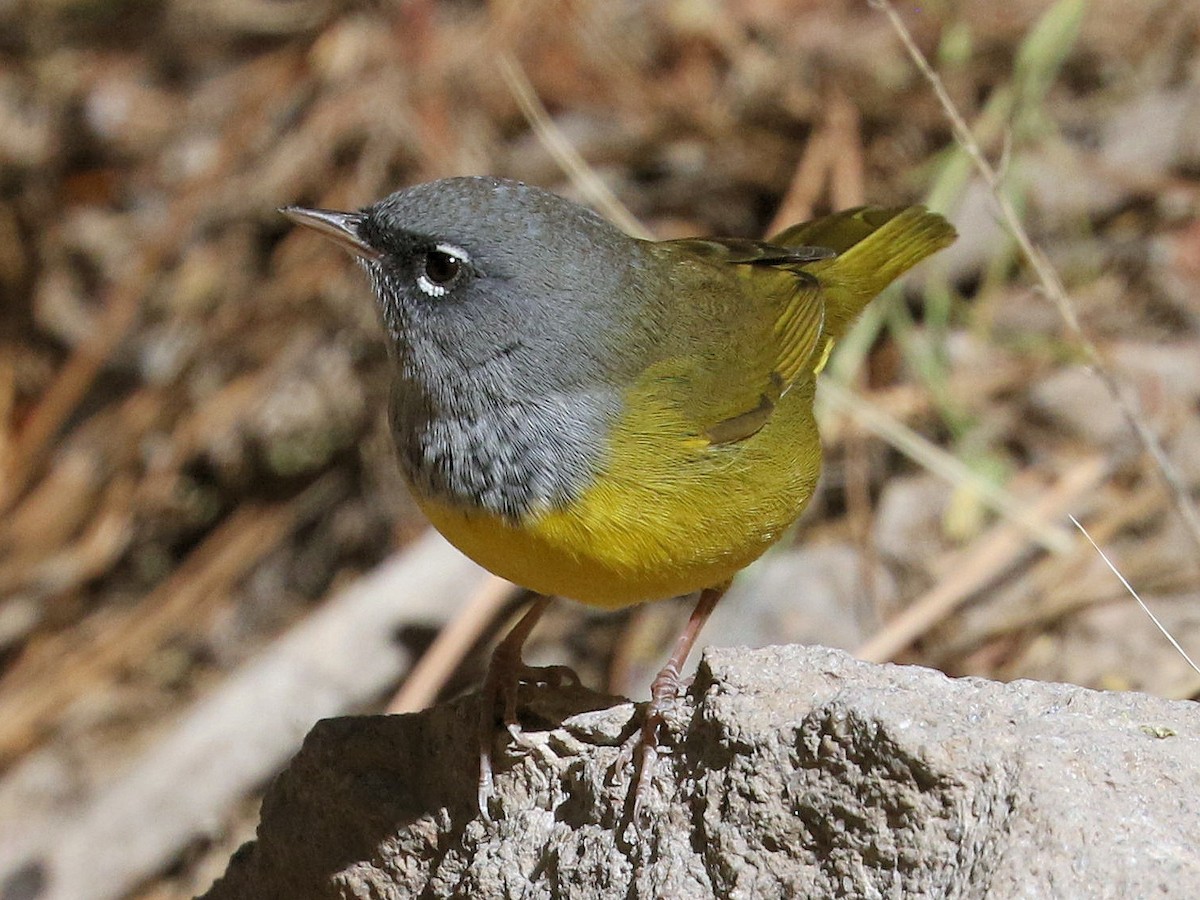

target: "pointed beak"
[279,206,382,261]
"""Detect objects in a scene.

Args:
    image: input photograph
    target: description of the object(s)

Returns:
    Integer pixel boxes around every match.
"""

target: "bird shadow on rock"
[204,681,634,900]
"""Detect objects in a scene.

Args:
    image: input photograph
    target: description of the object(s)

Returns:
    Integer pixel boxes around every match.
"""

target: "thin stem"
[869,0,1200,563]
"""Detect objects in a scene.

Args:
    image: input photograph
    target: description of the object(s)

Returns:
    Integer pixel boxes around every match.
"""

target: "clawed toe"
[477,584,728,830]
[477,596,563,818]
[615,679,680,836]
[615,583,729,836]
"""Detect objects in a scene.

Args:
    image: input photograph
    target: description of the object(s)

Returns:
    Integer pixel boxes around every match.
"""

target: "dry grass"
[0,0,1198,895]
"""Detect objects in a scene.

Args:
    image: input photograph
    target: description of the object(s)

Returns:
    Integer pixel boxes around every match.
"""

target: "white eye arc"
[416,242,471,297]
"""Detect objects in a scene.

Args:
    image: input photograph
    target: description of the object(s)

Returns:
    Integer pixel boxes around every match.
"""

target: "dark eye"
[424,250,460,285]
[416,243,469,297]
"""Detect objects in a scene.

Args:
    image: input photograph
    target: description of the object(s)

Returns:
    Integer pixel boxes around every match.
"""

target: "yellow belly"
[418,495,752,608]
[416,378,822,609]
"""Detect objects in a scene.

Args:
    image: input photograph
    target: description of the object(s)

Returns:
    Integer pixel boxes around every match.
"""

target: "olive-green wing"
[646,237,833,445]
[666,237,834,268]
[633,208,953,448]
[772,205,957,341]
[662,236,833,389]
[769,205,891,252]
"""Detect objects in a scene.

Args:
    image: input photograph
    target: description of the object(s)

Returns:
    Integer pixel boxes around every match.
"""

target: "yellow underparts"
[416,376,822,609]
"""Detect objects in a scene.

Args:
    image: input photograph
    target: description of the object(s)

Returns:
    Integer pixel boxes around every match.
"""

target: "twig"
[766,130,832,233]
[819,380,1073,553]
[1069,515,1200,678]
[870,0,1200,564]
[0,263,148,514]
[388,575,518,714]
[0,474,342,765]
[929,482,1166,661]
[825,89,882,626]
[496,50,652,240]
[0,476,134,599]
[827,88,865,212]
[855,456,1108,663]
[0,354,12,493]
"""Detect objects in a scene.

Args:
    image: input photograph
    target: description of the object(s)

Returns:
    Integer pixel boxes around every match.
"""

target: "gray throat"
[388,372,617,522]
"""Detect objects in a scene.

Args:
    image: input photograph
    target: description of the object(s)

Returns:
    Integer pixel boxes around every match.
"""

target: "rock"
[711,542,891,651]
[1020,590,1200,697]
[1029,343,1200,450]
[1101,87,1200,180]
[874,473,953,568]
[1029,365,1129,446]
[202,645,1200,900]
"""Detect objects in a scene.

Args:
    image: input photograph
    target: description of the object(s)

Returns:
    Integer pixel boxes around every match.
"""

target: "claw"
[478,596,585,820]
[615,583,729,837]
[478,735,497,821]
[477,583,729,831]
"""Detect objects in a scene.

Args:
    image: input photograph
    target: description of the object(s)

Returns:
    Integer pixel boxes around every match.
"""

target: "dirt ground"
[1,1,1199,897]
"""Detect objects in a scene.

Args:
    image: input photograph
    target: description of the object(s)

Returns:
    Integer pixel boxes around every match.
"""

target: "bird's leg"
[478,594,580,818]
[623,582,729,829]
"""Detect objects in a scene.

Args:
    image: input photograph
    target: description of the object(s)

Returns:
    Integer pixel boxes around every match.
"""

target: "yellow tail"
[771,206,957,341]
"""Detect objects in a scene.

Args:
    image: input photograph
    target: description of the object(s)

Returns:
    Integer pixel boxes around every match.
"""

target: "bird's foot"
[613,662,694,838]
[477,597,576,820]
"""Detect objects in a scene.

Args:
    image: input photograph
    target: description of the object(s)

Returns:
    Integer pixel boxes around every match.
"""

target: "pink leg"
[477,595,579,818]
[628,582,729,827]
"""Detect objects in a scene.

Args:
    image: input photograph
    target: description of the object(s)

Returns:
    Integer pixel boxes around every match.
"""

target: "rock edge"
[202,645,1200,899]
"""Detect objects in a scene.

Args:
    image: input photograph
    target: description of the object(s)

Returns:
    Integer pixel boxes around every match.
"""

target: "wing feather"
[649,237,832,445]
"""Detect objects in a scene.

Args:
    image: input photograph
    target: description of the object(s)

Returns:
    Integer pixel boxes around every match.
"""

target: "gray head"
[281,176,651,520]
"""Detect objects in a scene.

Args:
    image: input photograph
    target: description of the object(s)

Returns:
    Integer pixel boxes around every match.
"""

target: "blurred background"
[1,0,1199,897]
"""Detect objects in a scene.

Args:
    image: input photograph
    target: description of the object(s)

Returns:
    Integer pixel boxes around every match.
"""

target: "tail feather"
[772,206,957,342]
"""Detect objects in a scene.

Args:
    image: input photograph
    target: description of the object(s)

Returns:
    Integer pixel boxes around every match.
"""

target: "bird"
[282,175,956,821]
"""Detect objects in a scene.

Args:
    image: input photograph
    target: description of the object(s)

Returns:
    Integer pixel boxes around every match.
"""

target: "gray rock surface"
[202,645,1200,899]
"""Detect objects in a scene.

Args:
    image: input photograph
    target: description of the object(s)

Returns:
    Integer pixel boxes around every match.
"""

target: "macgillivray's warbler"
[282,176,956,819]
